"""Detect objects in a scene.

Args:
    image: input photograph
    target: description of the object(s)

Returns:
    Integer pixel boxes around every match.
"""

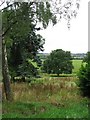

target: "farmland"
[2,59,89,118]
[72,60,83,74]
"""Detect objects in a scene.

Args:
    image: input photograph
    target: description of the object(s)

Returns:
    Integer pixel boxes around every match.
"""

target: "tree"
[8,31,45,79]
[1,0,81,101]
[42,49,73,76]
[78,52,90,98]
[1,1,57,101]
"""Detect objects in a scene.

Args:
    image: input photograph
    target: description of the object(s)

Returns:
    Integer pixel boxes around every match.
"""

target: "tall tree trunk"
[2,38,13,101]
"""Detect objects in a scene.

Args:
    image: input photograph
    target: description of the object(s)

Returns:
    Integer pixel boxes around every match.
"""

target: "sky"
[0,0,88,53]
[37,0,88,54]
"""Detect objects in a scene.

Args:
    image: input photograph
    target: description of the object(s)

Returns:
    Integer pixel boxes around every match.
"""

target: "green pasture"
[72,60,83,74]
[3,99,88,118]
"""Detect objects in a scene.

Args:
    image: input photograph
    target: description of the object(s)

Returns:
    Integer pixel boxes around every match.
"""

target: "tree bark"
[2,38,13,101]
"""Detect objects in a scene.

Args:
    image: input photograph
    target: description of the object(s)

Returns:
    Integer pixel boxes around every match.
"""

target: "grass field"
[72,60,83,74]
[3,99,88,118]
[2,77,89,118]
[2,59,89,118]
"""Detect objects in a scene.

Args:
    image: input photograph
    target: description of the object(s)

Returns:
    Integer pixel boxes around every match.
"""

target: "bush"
[78,52,90,98]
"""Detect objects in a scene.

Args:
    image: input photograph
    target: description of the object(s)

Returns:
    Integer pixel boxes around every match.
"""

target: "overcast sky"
[37,0,88,54]
[0,0,88,53]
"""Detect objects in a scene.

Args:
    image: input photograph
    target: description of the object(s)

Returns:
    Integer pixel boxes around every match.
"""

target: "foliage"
[2,2,57,79]
[83,52,90,63]
[78,52,90,98]
[8,33,45,78]
[42,49,73,76]
[2,2,57,37]
[1,1,58,101]
[17,60,38,78]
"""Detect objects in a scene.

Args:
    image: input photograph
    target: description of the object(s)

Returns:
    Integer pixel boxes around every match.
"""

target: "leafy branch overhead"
[1,0,80,31]
[2,2,57,37]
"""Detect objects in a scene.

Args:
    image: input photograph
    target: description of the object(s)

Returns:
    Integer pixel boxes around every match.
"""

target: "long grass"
[9,77,78,102]
[2,76,89,118]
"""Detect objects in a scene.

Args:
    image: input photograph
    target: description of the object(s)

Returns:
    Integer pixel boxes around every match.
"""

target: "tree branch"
[2,20,17,37]
[0,0,5,7]
[1,2,21,11]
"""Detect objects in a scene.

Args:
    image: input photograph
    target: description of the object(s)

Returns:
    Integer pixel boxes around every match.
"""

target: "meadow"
[2,59,89,118]
[72,60,83,74]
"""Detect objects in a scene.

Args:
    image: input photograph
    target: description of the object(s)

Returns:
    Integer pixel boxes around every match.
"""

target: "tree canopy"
[42,49,73,76]
[2,2,57,79]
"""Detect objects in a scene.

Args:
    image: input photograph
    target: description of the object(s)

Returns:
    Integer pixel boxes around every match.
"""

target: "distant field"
[72,60,83,74]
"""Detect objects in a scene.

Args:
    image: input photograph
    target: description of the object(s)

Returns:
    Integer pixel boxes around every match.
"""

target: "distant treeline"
[38,53,86,60]
[71,53,86,60]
